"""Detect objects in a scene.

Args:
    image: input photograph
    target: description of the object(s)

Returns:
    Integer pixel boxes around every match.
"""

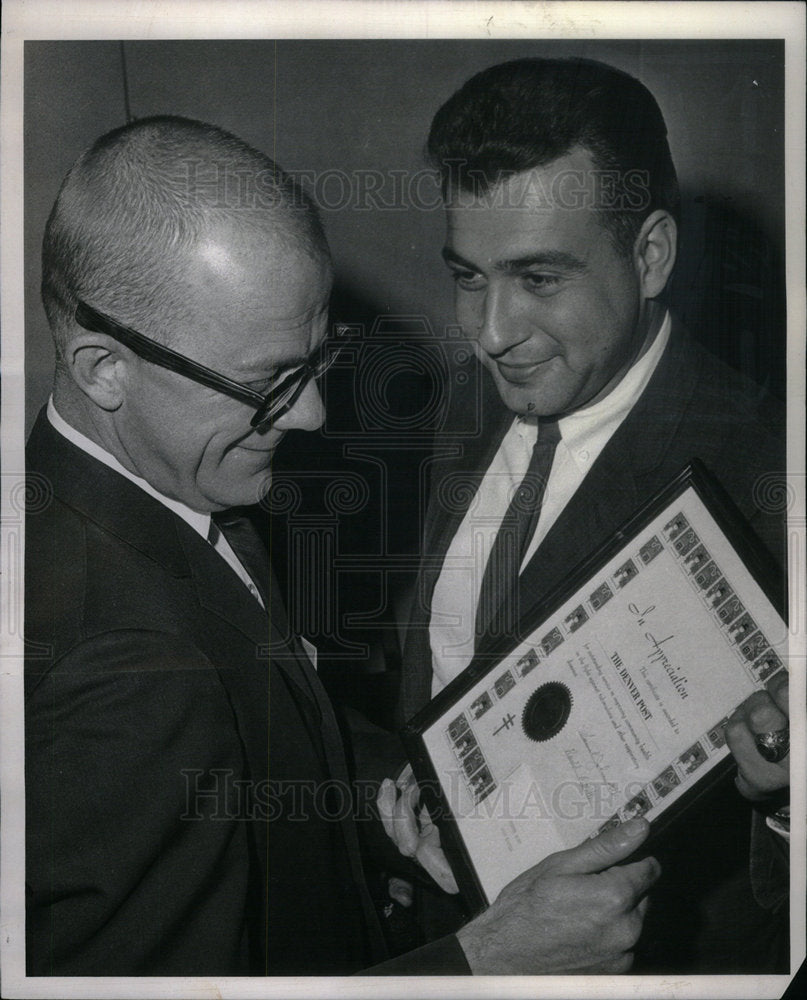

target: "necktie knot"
[535,417,561,448]
[211,506,251,530]
[209,507,270,605]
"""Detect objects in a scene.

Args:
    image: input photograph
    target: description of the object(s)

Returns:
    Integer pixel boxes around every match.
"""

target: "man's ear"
[65,333,128,411]
[634,210,677,299]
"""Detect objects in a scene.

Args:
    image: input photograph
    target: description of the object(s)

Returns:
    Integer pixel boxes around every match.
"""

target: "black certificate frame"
[401,460,787,914]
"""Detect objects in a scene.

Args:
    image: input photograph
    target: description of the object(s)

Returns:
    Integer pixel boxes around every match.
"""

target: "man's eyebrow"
[499,251,587,274]
[442,247,475,269]
[442,247,586,273]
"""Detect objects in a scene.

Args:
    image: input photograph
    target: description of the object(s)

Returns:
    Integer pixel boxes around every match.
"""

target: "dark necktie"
[209,507,271,606]
[210,507,324,724]
[475,419,561,647]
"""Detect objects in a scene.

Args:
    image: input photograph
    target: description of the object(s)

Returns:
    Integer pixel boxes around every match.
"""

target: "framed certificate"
[401,462,787,912]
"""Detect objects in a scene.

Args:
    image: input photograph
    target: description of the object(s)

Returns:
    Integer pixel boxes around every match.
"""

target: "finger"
[725,717,789,800]
[395,763,415,790]
[377,779,397,839]
[601,903,646,953]
[636,894,650,919]
[735,770,765,800]
[418,845,459,893]
[417,824,459,894]
[401,779,421,813]
[392,783,421,857]
[601,855,662,907]
[726,712,789,768]
[740,691,788,735]
[388,877,414,908]
[767,672,789,717]
[379,778,423,856]
[734,760,789,800]
[542,817,651,876]
[594,914,647,959]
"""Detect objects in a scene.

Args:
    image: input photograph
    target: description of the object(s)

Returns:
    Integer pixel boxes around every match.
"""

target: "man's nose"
[466,284,530,357]
[275,378,325,432]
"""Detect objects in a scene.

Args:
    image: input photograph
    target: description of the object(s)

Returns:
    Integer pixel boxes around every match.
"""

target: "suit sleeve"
[337,704,445,885]
[25,628,254,976]
[360,933,471,974]
[749,808,789,912]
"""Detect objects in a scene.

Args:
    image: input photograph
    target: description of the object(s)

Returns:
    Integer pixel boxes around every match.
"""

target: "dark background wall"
[25,38,785,425]
[24,40,786,721]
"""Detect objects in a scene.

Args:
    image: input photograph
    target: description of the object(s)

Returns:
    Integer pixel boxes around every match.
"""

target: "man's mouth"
[238,445,277,457]
[495,359,553,384]
[238,431,284,454]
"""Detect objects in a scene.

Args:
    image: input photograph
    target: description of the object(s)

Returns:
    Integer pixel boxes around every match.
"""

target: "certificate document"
[402,464,787,909]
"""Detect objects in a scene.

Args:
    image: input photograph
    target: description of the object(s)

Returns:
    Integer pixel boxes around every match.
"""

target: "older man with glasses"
[25,115,659,977]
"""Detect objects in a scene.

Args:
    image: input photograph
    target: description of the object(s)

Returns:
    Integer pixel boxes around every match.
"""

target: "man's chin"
[208,469,273,511]
[494,380,569,419]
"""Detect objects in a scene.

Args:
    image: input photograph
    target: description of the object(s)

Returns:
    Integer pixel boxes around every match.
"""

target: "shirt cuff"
[766,805,790,842]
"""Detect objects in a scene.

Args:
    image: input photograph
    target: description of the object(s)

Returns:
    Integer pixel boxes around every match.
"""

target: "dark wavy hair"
[428,57,680,256]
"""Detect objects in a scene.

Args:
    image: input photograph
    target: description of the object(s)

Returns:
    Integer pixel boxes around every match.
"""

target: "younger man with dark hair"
[389,57,789,973]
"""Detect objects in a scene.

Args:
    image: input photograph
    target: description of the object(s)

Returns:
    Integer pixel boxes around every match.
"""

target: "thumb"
[543,818,651,876]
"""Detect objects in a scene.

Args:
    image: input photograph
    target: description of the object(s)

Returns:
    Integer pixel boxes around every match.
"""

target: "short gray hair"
[42,115,329,356]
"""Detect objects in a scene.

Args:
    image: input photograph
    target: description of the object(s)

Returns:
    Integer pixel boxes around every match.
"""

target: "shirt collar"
[560,310,671,442]
[512,310,671,458]
[46,397,212,541]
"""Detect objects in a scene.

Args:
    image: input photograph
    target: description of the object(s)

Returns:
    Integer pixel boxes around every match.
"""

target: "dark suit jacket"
[24,411,469,976]
[399,324,788,972]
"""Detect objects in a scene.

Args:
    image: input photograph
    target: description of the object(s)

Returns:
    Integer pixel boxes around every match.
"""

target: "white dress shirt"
[430,312,672,695]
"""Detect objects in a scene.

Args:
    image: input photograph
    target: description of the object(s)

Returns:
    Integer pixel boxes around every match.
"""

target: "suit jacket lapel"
[29,411,386,961]
[27,412,189,578]
[399,398,511,721]
[513,321,704,636]
[28,412,318,764]
[265,575,386,961]
[512,437,641,630]
[182,529,269,644]
[182,501,382,957]
[422,407,512,562]
[407,323,705,678]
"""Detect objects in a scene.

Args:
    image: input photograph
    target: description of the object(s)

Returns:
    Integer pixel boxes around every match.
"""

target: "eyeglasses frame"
[74,299,344,427]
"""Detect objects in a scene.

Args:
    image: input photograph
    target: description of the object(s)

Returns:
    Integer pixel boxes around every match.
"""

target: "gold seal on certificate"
[402,462,787,911]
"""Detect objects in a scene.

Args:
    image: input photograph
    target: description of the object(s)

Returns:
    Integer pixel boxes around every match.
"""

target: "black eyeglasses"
[75,300,347,428]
